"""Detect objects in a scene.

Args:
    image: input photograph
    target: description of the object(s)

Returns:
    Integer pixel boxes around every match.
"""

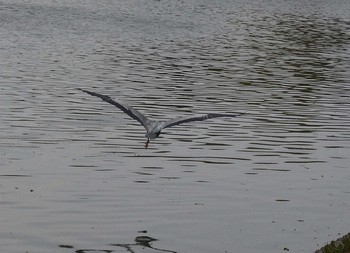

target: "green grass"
[316,233,350,253]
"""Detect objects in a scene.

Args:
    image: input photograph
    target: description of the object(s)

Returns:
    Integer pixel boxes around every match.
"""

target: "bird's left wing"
[77,88,149,128]
[163,112,245,129]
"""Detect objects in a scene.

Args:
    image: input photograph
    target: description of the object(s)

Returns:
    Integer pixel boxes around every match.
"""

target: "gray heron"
[77,88,244,148]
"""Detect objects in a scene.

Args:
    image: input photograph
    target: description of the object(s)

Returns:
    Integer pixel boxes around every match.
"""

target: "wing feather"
[163,112,244,129]
[77,88,149,128]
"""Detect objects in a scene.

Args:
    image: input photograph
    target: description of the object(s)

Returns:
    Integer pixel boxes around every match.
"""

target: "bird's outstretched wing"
[163,112,245,129]
[77,88,149,128]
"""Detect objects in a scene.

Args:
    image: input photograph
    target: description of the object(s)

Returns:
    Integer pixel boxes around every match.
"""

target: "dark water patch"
[277,150,314,156]
[76,250,113,253]
[285,146,316,151]
[167,158,246,164]
[95,169,115,172]
[325,145,346,149]
[199,142,232,146]
[245,172,259,175]
[244,146,274,151]
[203,160,234,165]
[253,161,279,165]
[133,180,149,183]
[129,155,249,162]
[59,244,74,249]
[153,150,171,154]
[69,164,99,168]
[142,166,164,170]
[27,140,60,145]
[133,171,153,176]
[0,174,32,177]
[252,168,290,172]
[330,156,347,160]
[284,160,326,164]
[72,233,177,253]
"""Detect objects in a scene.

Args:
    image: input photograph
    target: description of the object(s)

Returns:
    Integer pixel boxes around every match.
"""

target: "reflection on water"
[68,234,178,253]
[0,0,349,252]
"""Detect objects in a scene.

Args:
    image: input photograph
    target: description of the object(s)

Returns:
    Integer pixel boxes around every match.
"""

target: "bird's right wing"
[163,112,245,129]
[77,88,149,128]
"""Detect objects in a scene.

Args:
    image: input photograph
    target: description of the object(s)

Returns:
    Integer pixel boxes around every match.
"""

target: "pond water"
[0,0,349,252]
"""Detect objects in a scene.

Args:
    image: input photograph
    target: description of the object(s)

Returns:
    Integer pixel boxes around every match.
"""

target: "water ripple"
[0,0,349,253]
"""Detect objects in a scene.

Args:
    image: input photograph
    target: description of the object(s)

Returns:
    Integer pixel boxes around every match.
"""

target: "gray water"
[1,0,350,252]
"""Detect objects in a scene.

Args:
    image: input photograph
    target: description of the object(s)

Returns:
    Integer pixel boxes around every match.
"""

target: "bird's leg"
[145,139,150,149]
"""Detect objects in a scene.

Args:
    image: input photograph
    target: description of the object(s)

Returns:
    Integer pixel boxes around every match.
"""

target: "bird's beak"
[145,139,150,149]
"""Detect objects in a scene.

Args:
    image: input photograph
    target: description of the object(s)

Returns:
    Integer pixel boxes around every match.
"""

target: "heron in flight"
[77,88,244,148]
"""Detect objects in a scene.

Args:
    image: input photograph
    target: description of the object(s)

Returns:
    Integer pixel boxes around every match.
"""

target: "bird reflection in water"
[75,235,177,253]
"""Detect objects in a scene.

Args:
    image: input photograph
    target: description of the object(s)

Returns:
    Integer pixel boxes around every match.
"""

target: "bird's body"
[77,88,244,148]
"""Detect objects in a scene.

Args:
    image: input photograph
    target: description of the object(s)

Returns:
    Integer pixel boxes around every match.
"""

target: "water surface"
[0,0,349,252]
